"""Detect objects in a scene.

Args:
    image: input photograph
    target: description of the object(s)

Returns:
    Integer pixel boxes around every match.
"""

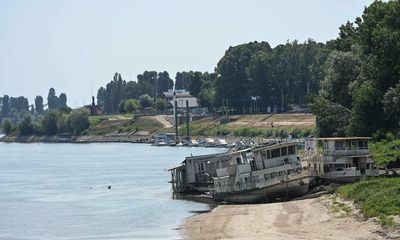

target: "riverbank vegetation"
[178,114,315,139]
[338,178,400,227]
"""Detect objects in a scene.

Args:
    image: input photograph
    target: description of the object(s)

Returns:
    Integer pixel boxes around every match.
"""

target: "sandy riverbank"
[183,196,399,240]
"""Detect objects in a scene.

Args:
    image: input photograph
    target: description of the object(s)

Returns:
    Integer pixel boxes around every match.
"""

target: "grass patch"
[337,178,400,227]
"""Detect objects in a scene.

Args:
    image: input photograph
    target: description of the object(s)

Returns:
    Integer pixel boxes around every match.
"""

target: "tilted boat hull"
[212,176,312,204]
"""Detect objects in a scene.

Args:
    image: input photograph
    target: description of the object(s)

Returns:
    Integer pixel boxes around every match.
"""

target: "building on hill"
[162,89,198,109]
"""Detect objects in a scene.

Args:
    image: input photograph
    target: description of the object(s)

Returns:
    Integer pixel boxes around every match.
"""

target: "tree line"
[97,71,216,114]
[311,0,400,138]
[0,88,90,136]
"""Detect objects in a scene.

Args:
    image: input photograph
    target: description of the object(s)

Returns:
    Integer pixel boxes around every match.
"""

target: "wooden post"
[174,100,179,143]
[186,100,190,140]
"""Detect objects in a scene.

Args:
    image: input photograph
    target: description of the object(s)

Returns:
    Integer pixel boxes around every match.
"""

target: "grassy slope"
[338,178,400,226]
[88,115,164,135]
[180,114,316,138]
[86,113,316,139]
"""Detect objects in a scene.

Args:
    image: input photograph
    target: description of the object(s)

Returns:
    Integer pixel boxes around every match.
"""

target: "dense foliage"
[97,72,173,114]
[311,0,400,137]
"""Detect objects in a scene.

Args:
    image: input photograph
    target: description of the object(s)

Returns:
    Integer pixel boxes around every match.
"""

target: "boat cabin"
[308,137,378,182]
[212,142,303,193]
[169,152,227,193]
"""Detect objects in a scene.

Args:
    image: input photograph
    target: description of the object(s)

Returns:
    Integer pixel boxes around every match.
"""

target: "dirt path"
[152,115,173,128]
[184,197,394,240]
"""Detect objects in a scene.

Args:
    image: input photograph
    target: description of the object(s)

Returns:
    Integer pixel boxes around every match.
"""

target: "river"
[0,142,224,240]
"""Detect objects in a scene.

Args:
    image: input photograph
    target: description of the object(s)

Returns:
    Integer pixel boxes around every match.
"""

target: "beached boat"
[303,137,379,183]
[210,142,312,203]
[168,151,229,193]
[169,141,312,203]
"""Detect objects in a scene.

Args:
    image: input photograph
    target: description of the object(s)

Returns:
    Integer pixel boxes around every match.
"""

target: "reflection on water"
[0,142,224,240]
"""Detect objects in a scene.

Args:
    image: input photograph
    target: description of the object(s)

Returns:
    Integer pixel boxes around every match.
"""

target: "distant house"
[162,89,198,108]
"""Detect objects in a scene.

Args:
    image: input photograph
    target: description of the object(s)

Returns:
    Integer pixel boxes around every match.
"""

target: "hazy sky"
[0,0,374,107]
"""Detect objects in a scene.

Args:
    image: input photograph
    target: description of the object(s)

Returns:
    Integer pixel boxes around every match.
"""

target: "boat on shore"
[210,142,312,203]
[303,137,379,183]
[169,141,312,203]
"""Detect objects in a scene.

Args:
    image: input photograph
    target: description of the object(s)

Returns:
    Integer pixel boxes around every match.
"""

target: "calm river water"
[0,142,224,240]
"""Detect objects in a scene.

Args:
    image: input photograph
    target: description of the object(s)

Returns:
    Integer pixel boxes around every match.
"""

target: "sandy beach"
[184,196,399,240]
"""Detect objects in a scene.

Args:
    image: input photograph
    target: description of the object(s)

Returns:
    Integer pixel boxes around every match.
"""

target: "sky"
[0,0,374,108]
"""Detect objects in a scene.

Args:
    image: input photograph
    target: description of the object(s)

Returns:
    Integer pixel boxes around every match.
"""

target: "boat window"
[288,145,295,155]
[264,174,270,181]
[358,141,364,149]
[271,148,280,158]
[335,141,345,150]
[261,151,266,159]
[351,141,358,150]
[284,158,290,164]
[334,164,345,170]
[281,147,288,156]
[236,157,242,165]
[278,171,286,178]
[267,150,271,159]
[270,172,278,179]
[364,141,368,149]
[197,163,205,171]
[346,141,351,150]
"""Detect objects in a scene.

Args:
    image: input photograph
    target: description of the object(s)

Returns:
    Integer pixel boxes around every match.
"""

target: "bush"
[66,109,90,135]
[2,118,12,134]
[41,110,59,135]
[154,99,167,110]
[139,94,154,109]
[18,114,34,135]
[124,99,139,113]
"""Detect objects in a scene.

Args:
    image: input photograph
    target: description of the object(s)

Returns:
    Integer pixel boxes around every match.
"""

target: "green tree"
[10,96,29,111]
[18,114,34,135]
[42,110,59,135]
[66,109,90,135]
[320,49,361,109]
[125,99,139,112]
[157,71,173,97]
[348,82,383,136]
[383,83,400,130]
[97,87,106,107]
[47,88,59,110]
[1,95,10,117]
[154,98,166,111]
[215,41,271,111]
[59,93,67,109]
[118,100,127,114]
[310,96,351,137]
[139,94,154,109]
[2,118,12,134]
[34,96,44,114]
